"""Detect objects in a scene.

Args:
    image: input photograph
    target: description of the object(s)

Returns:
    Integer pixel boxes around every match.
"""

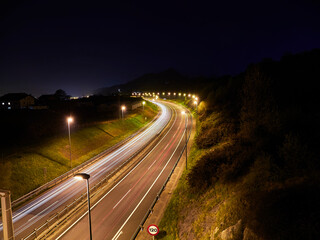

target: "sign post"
[0,189,15,240]
[147,224,159,239]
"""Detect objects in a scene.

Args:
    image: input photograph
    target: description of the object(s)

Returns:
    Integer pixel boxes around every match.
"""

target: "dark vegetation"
[185,49,320,239]
[0,95,142,153]
[95,68,209,95]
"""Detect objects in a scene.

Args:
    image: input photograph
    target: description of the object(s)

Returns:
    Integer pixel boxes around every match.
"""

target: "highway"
[55,101,191,240]
[0,100,191,240]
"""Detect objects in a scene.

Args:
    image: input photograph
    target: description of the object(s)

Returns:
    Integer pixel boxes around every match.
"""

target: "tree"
[54,89,68,100]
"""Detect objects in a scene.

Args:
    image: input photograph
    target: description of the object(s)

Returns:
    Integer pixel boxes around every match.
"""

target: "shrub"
[187,148,229,191]
[195,113,237,149]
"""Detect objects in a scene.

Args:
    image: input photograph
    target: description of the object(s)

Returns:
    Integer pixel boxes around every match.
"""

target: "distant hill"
[94,68,210,95]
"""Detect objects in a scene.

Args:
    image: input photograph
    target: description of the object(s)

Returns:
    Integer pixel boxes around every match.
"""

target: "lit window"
[8,107,11,110]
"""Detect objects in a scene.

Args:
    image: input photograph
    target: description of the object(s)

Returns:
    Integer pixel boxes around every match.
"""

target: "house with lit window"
[0,93,36,109]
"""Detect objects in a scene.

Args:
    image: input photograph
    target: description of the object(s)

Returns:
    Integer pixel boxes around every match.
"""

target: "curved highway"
[55,101,191,240]
[0,100,191,240]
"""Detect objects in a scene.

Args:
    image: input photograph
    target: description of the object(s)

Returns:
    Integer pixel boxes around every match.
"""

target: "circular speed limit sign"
[147,224,159,236]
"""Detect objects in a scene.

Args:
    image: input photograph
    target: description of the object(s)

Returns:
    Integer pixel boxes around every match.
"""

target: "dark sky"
[1,0,319,97]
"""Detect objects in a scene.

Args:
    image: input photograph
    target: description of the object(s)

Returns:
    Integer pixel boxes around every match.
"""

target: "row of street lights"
[132,91,198,99]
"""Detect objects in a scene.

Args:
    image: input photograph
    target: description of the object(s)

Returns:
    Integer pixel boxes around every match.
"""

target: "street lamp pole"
[74,173,92,240]
[121,106,126,119]
[182,111,188,170]
[194,100,198,113]
[67,117,73,168]
[142,101,146,110]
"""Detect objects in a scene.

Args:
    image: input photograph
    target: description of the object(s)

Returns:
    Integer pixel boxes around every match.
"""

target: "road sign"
[147,224,159,236]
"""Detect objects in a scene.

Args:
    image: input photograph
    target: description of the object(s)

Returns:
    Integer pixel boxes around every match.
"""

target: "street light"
[181,111,188,170]
[121,105,126,119]
[194,100,198,113]
[67,117,73,168]
[74,173,92,240]
[142,101,146,110]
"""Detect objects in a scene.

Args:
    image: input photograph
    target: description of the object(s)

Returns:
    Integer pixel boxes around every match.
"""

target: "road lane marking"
[113,189,131,209]
[147,158,157,170]
[113,230,123,240]
[164,142,170,150]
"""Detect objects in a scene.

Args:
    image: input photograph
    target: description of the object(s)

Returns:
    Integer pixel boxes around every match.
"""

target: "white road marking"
[113,189,131,209]
[164,142,170,150]
[113,230,123,240]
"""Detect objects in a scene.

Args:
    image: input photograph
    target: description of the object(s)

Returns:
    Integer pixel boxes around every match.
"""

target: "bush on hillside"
[188,140,257,190]
[187,147,229,191]
[196,113,237,149]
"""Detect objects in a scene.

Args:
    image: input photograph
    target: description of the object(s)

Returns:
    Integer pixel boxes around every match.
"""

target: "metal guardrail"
[130,111,193,240]
[19,106,170,240]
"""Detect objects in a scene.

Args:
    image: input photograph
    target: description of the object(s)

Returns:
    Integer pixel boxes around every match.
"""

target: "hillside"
[159,49,320,240]
[94,68,210,95]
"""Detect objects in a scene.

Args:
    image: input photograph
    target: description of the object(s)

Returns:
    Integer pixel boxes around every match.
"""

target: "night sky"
[1,0,319,97]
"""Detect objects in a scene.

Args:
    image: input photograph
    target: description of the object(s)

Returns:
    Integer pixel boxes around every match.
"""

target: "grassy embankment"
[0,101,158,200]
[159,50,320,240]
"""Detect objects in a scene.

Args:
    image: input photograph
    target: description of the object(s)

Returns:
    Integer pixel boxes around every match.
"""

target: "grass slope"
[0,102,158,200]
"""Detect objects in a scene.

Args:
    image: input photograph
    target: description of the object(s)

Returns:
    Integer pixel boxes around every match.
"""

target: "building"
[0,93,36,109]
